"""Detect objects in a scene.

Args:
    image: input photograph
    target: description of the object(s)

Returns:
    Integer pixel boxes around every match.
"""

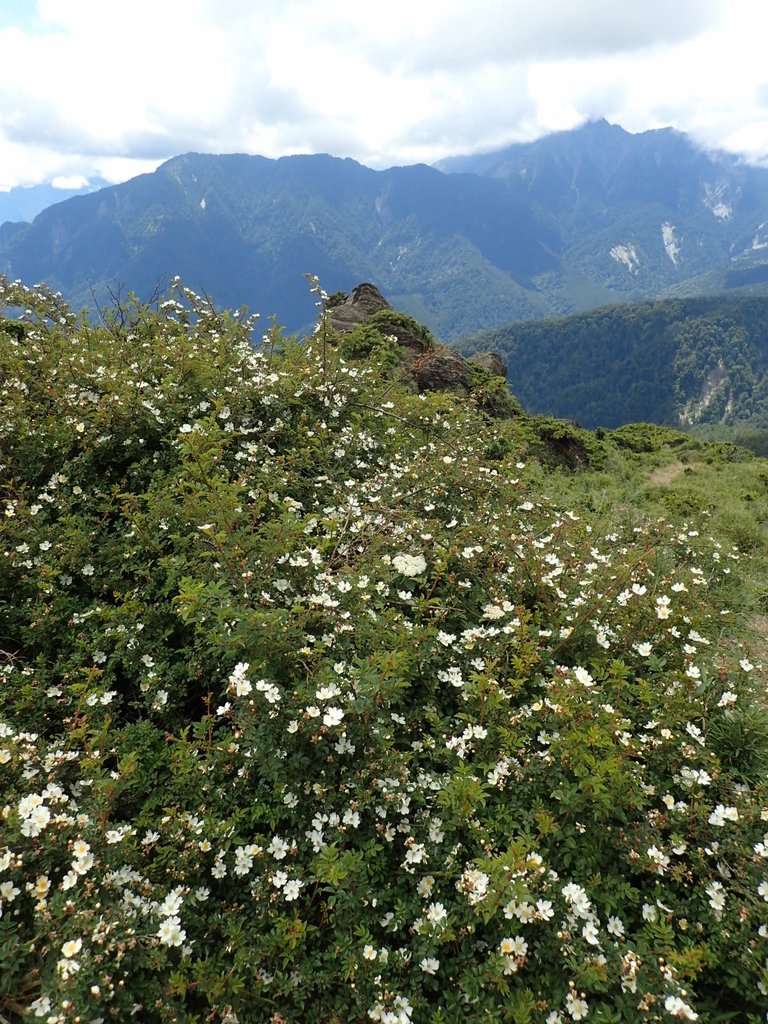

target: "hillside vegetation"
[460,295,768,432]
[1,277,768,1023]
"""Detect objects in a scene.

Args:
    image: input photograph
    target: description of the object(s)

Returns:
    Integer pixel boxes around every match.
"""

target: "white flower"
[458,868,490,904]
[106,826,131,843]
[500,936,528,956]
[256,679,281,703]
[61,937,82,958]
[573,667,594,687]
[392,553,427,577]
[482,603,505,620]
[73,852,94,875]
[647,845,670,872]
[535,899,554,920]
[158,889,184,917]
[27,994,51,1018]
[268,836,290,860]
[20,804,50,837]
[708,804,739,827]
[565,992,589,1020]
[283,878,303,900]
[228,661,252,697]
[157,916,186,947]
[233,848,254,876]
[606,915,625,937]
[562,883,591,918]
[706,881,726,915]
[0,880,20,902]
[664,995,698,1019]
[582,920,600,945]
[420,956,439,974]
[417,875,435,897]
[504,899,535,923]
[642,903,657,922]
[438,666,464,687]
[323,707,345,727]
[425,901,447,925]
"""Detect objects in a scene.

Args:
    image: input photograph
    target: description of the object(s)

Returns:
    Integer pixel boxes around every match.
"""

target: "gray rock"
[412,348,472,395]
[327,283,390,333]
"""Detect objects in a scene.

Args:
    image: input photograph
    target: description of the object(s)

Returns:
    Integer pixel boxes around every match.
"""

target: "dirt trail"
[747,614,768,668]
[647,461,703,486]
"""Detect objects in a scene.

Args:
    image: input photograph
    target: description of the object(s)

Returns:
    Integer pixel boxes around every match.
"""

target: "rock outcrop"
[468,351,507,380]
[325,283,515,416]
[412,349,473,395]
[326,283,390,332]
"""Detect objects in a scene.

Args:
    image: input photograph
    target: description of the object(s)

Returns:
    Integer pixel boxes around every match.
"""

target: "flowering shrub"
[1,276,767,1023]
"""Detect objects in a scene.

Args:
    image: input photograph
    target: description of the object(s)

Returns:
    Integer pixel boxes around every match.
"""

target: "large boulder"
[412,348,472,395]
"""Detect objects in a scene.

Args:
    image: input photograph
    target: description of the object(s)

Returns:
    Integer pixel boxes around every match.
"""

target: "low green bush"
[0,277,767,1023]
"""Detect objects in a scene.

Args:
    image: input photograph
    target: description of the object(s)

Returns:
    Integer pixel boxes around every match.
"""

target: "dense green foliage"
[460,295,768,430]
[1,278,768,1023]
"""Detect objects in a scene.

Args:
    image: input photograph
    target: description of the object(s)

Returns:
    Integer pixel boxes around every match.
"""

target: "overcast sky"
[0,0,766,190]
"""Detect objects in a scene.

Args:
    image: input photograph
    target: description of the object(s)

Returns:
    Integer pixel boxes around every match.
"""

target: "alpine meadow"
[1,271,768,1024]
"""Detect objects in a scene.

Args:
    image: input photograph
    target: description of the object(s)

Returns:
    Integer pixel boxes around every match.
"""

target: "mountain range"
[3,120,768,339]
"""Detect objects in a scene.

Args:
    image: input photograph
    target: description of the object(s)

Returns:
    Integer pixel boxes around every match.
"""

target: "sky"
[0,0,767,191]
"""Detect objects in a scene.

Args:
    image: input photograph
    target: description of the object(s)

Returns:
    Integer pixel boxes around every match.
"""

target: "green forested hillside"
[460,295,768,430]
[1,277,767,1023]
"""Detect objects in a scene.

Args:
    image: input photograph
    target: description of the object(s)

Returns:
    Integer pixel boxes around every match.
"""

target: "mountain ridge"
[4,120,768,338]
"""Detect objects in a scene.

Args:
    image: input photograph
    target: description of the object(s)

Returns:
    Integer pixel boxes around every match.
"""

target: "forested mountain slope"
[460,295,768,429]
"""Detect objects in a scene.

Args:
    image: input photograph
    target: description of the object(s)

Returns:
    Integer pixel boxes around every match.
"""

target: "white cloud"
[51,174,90,188]
[346,0,722,71]
[0,0,766,187]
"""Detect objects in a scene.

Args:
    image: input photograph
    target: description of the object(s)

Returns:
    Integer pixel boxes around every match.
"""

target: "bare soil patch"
[647,461,703,486]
